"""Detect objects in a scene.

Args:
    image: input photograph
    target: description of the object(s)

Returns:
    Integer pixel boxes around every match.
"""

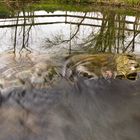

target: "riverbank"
[31,2,140,14]
[0,0,140,17]
[33,0,140,14]
[40,0,140,8]
[73,0,139,6]
[86,0,140,10]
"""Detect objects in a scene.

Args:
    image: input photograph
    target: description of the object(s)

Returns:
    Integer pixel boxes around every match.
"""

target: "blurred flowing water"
[0,1,140,84]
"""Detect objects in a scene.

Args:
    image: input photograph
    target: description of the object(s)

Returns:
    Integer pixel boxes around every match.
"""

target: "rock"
[115,54,139,79]
[63,53,140,80]
[63,53,116,79]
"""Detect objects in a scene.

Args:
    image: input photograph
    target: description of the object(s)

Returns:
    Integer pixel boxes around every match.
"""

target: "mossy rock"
[115,54,139,80]
[63,53,140,80]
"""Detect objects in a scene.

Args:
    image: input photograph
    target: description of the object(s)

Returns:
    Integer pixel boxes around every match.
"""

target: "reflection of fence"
[0,14,140,32]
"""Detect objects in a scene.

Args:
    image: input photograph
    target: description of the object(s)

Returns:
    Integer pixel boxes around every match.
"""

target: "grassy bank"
[31,2,140,15]
[0,2,10,16]
[40,0,140,6]
[0,0,140,17]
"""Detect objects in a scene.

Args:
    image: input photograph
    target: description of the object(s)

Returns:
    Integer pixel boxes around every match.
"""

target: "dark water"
[0,78,140,140]
[0,1,140,55]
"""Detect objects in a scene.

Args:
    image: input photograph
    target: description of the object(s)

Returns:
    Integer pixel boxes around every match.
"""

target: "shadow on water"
[0,1,140,55]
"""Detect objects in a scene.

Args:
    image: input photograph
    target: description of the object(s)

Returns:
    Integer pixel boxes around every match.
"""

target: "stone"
[63,53,140,80]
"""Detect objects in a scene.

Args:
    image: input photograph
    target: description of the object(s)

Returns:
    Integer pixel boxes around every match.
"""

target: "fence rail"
[0,13,140,33]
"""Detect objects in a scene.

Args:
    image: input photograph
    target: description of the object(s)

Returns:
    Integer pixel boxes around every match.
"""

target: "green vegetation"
[31,3,90,12]
[0,0,140,17]
[0,2,10,16]
[31,2,140,15]
[40,0,140,6]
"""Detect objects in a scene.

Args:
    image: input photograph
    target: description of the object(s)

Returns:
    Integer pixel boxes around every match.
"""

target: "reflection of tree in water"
[82,12,140,53]
[4,0,35,53]
[13,10,34,53]
[44,11,140,54]
[45,12,87,54]
[123,17,140,52]
[2,1,140,54]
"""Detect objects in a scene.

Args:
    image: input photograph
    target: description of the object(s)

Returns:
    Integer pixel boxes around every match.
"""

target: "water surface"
[0,2,140,55]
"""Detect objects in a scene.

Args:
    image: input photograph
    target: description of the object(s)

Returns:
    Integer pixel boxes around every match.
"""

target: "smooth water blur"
[0,78,140,140]
[0,2,140,55]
